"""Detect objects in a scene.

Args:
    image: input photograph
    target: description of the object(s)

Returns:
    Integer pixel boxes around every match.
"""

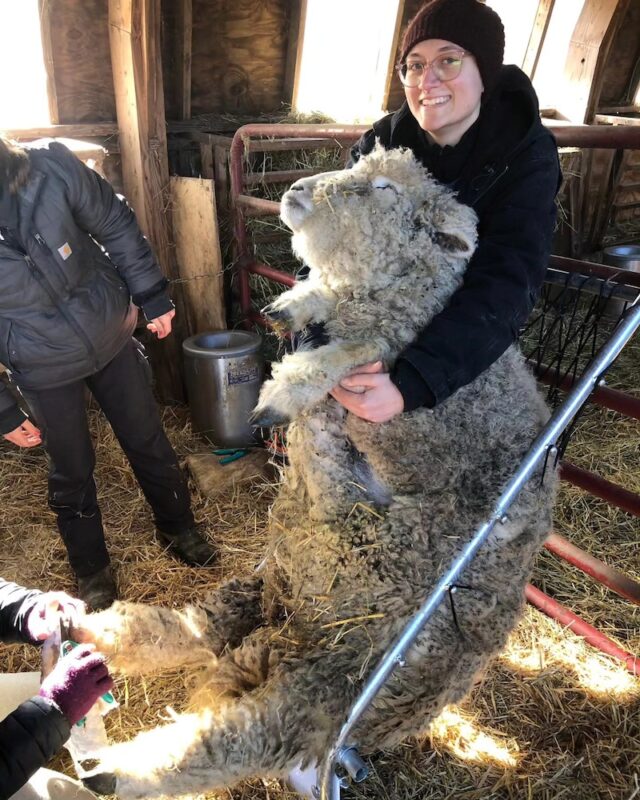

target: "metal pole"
[318,301,640,800]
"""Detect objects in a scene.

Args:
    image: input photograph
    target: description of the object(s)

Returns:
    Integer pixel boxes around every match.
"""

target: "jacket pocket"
[3,321,17,371]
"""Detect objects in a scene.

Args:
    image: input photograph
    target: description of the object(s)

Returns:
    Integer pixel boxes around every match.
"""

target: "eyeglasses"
[398,50,468,88]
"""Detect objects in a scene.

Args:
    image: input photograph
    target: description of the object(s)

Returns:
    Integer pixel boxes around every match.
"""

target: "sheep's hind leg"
[95,656,347,798]
[71,576,264,674]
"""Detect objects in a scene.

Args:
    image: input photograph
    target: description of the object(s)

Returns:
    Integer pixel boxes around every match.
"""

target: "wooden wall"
[598,1,640,107]
[42,0,116,123]
[188,0,292,116]
[44,0,298,125]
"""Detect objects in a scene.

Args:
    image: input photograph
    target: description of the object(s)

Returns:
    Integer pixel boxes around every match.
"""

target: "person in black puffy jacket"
[329,0,561,422]
[0,577,113,799]
[0,135,217,610]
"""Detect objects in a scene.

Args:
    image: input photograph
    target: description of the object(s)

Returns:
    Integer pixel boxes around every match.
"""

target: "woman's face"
[404,38,484,146]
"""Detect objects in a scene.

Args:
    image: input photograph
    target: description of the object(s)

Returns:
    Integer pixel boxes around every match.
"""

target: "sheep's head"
[280,143,478,290]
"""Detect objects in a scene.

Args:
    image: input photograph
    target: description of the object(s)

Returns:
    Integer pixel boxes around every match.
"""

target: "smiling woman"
[328,0,562,425]
[0,0,50,128]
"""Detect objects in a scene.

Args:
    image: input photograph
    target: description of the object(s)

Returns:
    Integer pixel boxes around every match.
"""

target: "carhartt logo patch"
[58,242,72,260]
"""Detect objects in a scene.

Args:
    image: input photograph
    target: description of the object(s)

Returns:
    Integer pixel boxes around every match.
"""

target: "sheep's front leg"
[262,278,337,333]
[71,576,264,675]
[253,340,384,426]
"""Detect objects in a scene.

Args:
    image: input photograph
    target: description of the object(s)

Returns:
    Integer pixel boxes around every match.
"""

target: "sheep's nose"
[289,183,305,192]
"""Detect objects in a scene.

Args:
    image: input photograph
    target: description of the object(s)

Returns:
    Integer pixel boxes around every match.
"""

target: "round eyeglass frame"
[397,50,469,88]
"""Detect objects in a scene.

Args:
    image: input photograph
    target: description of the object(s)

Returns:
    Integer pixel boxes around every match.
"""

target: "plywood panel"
[191,0,290,115]
[598,2,640,107]
[170,177,226,333]
[558,0,619,123]
[44,0,116,123]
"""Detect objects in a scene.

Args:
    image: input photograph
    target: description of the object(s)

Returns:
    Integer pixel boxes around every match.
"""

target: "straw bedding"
[0,339,638,799]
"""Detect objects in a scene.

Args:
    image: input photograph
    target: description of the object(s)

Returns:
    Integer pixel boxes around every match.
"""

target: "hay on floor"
[0,371,638,800]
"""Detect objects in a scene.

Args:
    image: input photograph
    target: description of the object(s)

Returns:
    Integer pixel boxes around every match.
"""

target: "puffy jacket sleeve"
[0,579,42,644]
[0,697,70,796]
[46,143,173,316]
[391,137,560,408]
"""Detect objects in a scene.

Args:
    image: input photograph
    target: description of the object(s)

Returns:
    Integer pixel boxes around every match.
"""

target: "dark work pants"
[21,340,194,577]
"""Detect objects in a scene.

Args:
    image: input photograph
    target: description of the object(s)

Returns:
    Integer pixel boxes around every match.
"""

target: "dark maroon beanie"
[399,0,505,95]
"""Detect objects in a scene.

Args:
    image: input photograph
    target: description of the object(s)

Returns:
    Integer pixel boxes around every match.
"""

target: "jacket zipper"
[468,163,510,204]
[23,254,99,370]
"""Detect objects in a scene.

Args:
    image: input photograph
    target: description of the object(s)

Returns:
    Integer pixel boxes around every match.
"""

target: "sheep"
[73,144,556,798]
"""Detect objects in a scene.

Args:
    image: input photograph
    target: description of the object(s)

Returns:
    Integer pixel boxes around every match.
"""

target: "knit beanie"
[399,0,505,95]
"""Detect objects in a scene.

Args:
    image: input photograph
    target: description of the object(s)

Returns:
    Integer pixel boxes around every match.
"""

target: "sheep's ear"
[432,230,473,255]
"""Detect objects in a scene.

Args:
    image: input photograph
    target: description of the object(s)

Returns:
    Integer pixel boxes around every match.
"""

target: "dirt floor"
[0,336,638,799]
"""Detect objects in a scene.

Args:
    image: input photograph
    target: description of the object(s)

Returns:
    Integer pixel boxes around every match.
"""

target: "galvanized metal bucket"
[183,330,264,447]
[602,244,640,319]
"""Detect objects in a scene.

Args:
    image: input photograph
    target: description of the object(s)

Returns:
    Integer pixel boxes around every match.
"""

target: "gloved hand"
[39,644,114,725]
[26,591,86,643]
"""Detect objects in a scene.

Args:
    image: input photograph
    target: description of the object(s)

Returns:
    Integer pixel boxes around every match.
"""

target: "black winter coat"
[0,580,70,798]
[0,141,172,435]
[350,65,562,410]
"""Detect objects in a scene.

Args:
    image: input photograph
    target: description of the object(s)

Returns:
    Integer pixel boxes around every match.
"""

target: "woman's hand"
[147,309,176,339]
[26,592,86,642]
[3,419,41,447]
[39,644,113,726]
[330,361,404,423]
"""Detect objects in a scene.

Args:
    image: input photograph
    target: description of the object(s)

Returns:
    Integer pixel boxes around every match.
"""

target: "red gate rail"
[560,461,640,517]
[525,584,638,675]
[545,531,640,604]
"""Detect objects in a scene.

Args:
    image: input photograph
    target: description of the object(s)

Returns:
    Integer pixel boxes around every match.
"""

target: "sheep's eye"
[371,177,400,192]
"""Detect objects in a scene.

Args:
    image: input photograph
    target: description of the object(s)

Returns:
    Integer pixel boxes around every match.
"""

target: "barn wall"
[46,0,116,123]
[598,2,640,107]
[189,0,292,116]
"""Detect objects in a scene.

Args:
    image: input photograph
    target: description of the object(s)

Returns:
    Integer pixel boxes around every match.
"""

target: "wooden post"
[521,0,555,80]
[283,0,308,109]
[558,0,620,123]
[108,0,185,402]
[38,0,60,124]
[177,0,192,120]
[382,0,407,113]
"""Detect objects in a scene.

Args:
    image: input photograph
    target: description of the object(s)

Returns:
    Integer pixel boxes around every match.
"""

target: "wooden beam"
[521,0,555,80]
[38,0,60,124]
[382,0,407,112]
[165,0,193,120]
[558,0,620,123]
[108,0,185,401]
[284,0,308,109]
[4,123,119,140]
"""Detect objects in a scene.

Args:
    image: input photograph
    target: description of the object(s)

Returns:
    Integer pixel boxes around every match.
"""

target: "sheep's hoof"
[82,770,117,795]
[262,303,292,326]
[250,407,291,427]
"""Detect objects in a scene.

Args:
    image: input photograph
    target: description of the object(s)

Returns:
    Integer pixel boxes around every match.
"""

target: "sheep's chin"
[280,196,311,232]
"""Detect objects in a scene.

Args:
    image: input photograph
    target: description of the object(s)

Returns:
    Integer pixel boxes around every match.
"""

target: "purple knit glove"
[26,591,86,643]
[39,645,114,725]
